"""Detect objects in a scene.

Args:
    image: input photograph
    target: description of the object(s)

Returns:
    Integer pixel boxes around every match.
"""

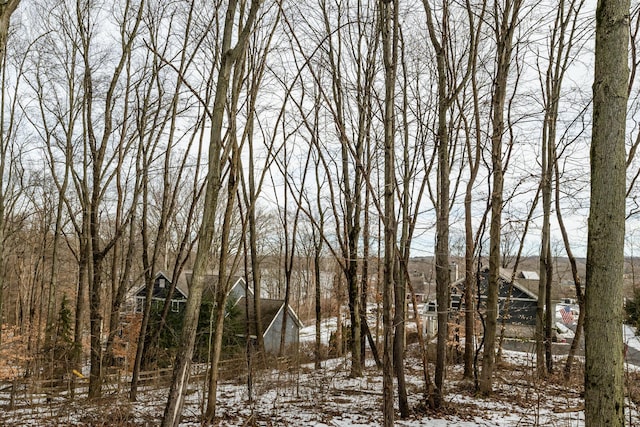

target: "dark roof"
[183,273,243,300]
[449,268,538,326]
[452,268,537,301]
[134,271,187,300]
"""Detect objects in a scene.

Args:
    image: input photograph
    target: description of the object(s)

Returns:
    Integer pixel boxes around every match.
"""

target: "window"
[171,300,180,312]
[159,278,165,288]
[136,297,145,313]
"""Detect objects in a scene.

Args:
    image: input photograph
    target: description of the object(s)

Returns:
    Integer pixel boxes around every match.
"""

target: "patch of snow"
[624,324,640,351]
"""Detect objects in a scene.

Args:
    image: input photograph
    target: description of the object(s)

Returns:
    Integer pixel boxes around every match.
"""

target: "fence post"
[9,379,16,409]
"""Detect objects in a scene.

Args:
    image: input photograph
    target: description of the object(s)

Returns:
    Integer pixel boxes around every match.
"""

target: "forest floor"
[2,344,640,427]
[2,315,640,426]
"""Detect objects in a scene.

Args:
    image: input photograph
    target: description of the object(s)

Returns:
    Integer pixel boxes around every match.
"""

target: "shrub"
[625,287,640,332]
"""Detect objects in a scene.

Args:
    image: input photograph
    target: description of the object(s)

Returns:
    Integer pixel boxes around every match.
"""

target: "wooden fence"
[0,360,240,410]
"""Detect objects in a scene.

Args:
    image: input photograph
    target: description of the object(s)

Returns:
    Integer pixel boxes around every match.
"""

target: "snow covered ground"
[625,324,640,352]
[2,318,640,426]
[2,343,639,426]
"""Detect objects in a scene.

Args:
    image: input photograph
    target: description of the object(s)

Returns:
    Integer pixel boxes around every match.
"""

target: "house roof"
[519,270,540,280]
[228,297,302,338]
[182,273,244,300]
[133,271,188,300]
[451,267,538,301]
[133,271,245,303]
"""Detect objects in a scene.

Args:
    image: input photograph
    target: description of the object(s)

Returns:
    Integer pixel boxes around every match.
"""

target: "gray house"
[451,267,539,327]
[228,296,303,353]
[222,277,303,353]
[133,271,303,353]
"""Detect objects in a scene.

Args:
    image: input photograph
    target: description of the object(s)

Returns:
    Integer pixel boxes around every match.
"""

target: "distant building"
[423,267,543,339]
[133,271,188,314]
[519,271,540,281]
[131,271,303,354]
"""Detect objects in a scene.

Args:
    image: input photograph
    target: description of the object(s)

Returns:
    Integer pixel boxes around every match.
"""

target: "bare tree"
[161,0,262,424]
[479,0,523,395]
[534,0,587,378]
[22,0,145,397]
[130,0,209,400]
[584,0,629,424]
[311,0,380,377]
[0,1,19,57]
[0,0,20,349]
[422,0,483,405]
[380,0,398,424]
[239,7,284,356]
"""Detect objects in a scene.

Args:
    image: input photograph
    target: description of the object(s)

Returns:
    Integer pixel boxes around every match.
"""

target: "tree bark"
[380,0,398,424]
[584,0,629,424]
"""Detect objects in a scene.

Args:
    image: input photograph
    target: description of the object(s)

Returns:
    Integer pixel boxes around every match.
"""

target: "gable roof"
[451,267,538,301]
[228,297,303,338]
[133,271,188,300]
[182,273,244,300]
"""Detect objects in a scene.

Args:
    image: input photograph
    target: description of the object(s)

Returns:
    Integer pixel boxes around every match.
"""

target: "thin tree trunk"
[556,158,585,378]
[161,2,261,423]
[314,235,323,369]
[393,260,409,417]
[380,0,398,424]
[479,0,522,395]
[536,141,551,377]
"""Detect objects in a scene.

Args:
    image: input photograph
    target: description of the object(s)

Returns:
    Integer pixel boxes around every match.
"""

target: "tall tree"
[0,0,20,350]
[25,0,87,385]
[313,0,379,377]
[479,0,523,395]
[380,0,398,424]
[584,0,629,424]
[536,0,587,378]
[130,0,208,400]
[0,1,19,57]
[422,0,483,404]
[161,0,262,424]
[26,0,145,397]
[81,0,145,398]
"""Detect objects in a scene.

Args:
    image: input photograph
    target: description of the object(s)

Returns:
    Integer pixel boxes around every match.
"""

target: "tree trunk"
[478,0,521,395]
[556,157,585,378]
[393,261,409,417]
[314,237,322,369]
[536,143,551,377]
[584,0,628,424]
[380,0,398,424]
[162,2,261,424]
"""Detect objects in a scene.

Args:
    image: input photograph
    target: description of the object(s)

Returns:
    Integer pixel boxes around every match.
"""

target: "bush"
[625,288,640,332]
